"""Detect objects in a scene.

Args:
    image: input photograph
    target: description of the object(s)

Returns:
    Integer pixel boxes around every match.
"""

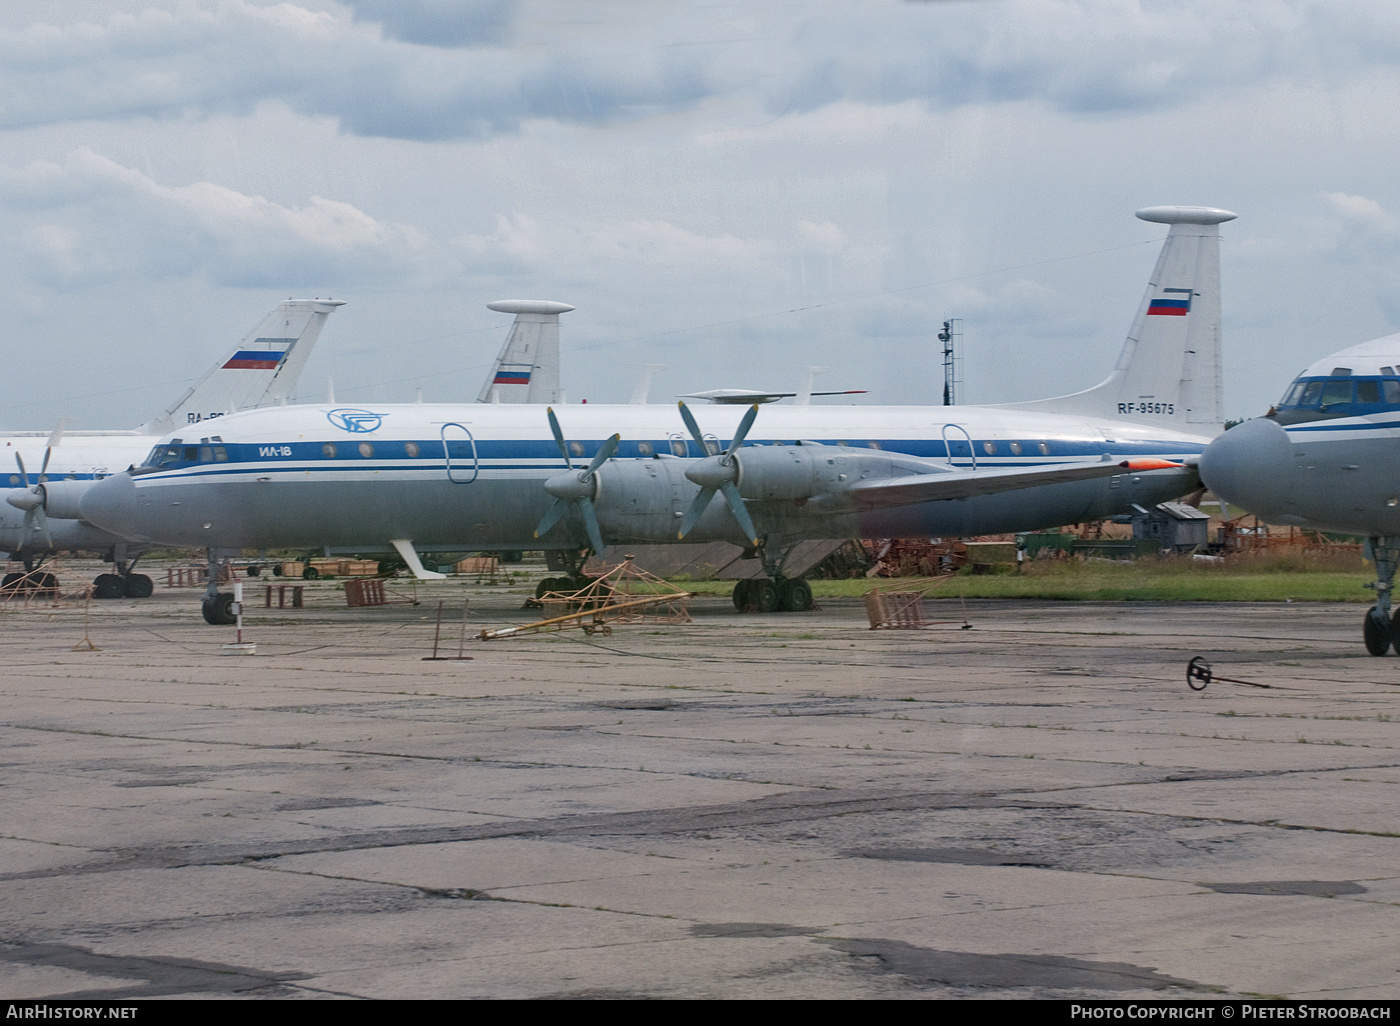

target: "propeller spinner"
[675,401,761,546]
[533,407,619,554]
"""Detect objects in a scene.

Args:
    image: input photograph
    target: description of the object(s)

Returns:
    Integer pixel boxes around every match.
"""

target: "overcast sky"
[4,0,1400,430]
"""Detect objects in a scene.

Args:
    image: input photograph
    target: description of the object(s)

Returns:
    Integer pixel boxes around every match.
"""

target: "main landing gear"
[1363,536,1400,656]
[731,576,813,613]
[201,550,237,625]
[731,543,815,613]
[93,557,153,600]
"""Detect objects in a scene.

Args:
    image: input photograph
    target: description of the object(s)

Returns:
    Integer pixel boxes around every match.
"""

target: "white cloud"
[0,147,427,288]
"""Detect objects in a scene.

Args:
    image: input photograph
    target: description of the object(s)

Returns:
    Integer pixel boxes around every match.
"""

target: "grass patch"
[675,551,1374,603]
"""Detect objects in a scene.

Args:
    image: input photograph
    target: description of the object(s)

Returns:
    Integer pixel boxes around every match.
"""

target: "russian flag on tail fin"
[1147,288,1193,316]
[223,338,295,370]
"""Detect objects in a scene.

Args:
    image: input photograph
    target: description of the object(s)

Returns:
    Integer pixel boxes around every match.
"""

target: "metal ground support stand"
[482,557,693,641]
[1364,536,1400,656]
[423,600,474,660]
[863,575,972,631]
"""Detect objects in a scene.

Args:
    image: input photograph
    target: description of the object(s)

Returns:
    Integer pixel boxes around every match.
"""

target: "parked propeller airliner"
[1200,333,1400,655]
[1,297,575,598]
[74,205,1236,624]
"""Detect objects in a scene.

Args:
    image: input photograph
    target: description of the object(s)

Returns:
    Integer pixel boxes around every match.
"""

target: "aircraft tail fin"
[988,206,1235,435]
[478,300,574,404]
[141,299,344,435]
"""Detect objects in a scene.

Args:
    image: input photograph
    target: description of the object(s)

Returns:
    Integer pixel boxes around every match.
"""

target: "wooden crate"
[342,560,380,576]
[864,590,927,629]
[279,561,305,578]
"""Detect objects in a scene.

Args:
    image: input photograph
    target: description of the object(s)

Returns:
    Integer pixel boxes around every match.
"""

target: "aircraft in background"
[1199,334,1400,655]
[0,299,343,595]
[76,205,1234,624]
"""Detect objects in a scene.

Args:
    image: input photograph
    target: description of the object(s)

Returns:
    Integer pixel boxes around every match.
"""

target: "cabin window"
[8,474,17,486]
[404,441,420,458]
[569,441,584,457]
[1009,442,1023,455]
[867,440,881,450]
[637,441,654,456]
[1280,382,1305,406]
[322,443,337,458]
[982,441,997,455]
[358,442,374,458]
[671,440,687,457]
[705,439,721,456]
[1383,366,1396,376]
[1038,442,1050,455]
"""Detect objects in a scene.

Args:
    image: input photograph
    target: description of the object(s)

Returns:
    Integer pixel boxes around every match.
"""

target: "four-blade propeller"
[533,407,618,554]
[6,448,54,549]
[675,401,761,546]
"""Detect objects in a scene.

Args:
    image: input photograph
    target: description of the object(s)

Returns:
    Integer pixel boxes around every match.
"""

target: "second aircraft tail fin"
[478,300,574,404]
[988,205,1235,436]
[142,299,344,434]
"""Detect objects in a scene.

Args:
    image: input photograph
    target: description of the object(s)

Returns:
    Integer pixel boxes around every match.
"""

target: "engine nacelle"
[733,444,937,502]
[38,480,93,521]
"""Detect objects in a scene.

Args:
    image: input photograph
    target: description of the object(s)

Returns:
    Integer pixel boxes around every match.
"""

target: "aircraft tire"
[124,574,154,599]
[246,564,262,577]
[732,579,754,611]
[0,572,19,593]
[302,566,319,580]
[1364,607,1391,656]
[271,564,283,577]
[536,577,560,599]
[36,572,59,596]
[779,578,813,612]
[202,593,237,625]
[754,580,779,614]
[94,573,125,599]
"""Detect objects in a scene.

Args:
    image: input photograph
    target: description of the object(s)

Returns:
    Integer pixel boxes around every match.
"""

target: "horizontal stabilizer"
[847,457,1188,511]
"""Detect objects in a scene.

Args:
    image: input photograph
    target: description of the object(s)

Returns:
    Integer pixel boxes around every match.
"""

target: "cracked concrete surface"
[4,581,1400,998]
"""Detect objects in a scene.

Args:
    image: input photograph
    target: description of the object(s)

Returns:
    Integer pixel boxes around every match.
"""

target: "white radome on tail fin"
[479,300,575,404]
[990,205,1235,434]
[142,299,345,435]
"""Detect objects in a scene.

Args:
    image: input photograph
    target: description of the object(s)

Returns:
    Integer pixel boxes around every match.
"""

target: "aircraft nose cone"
[1199,417,1294,518]
[79,473,152,543]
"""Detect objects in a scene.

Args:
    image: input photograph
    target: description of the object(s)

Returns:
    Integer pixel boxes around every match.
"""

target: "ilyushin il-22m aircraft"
[76,205,1236,624]
[1200,333,1400,655]
[0,299,343,597]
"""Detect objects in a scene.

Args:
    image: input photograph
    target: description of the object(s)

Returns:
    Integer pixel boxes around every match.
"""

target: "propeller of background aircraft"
[676,401,761,546]
[533,407,619,554]
[7,449,54,549]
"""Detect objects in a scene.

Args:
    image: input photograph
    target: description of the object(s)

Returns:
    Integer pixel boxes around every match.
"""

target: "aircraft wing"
[846,458,1188,510]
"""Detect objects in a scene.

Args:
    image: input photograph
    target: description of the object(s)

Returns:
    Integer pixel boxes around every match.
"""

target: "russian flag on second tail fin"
[223,338,294,369]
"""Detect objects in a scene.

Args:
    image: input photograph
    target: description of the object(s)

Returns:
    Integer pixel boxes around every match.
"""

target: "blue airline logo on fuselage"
[327,409,385,433]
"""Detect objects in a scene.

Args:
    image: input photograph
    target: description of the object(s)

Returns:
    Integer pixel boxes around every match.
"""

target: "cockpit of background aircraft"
[1268,333,1400,425]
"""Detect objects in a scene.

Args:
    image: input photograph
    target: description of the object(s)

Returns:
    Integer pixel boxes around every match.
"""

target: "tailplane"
[478,300,574,404]
[142,299,344,434]
[990,205,1234,435]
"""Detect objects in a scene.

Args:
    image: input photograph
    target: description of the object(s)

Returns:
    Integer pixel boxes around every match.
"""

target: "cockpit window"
[1274,375,1400,424]
[1321,380,1352,406]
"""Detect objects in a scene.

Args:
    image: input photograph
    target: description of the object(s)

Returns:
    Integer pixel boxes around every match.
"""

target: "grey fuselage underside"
[93,470,1196,554]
